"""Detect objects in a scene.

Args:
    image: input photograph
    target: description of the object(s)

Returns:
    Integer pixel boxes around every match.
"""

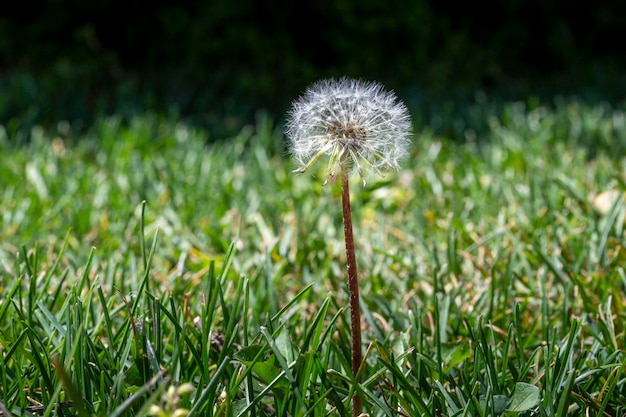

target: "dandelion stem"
[341,165,363,417]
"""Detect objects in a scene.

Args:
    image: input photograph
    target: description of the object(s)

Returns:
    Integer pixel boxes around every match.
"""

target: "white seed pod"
[285,77,413,186]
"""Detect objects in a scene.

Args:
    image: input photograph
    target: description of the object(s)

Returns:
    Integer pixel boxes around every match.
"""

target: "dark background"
[1,0,625,137]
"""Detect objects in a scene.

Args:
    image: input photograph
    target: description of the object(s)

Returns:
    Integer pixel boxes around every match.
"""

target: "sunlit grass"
[1,98,626,416]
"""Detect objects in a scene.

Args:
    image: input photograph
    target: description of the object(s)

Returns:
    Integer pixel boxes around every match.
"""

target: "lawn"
[1,97,626,416]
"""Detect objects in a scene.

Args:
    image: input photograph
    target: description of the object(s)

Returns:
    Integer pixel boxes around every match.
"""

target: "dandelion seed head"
[285,77,412,185]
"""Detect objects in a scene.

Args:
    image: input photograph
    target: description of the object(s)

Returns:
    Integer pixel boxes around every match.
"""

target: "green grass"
[1,98,626,416]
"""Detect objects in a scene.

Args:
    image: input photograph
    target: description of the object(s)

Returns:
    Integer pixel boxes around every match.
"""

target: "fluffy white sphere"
[285,77,413,185]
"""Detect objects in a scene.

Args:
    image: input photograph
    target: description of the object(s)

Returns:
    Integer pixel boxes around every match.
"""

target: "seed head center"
[329,123,367,146]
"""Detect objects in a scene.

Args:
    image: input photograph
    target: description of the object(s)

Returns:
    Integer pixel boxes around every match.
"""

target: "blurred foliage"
[1,0,625,136]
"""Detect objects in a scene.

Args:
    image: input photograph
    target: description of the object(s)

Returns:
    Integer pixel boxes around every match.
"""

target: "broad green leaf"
[441,341,471,372]
[274,326,296,364]
[234,345,290,394]
[507,382,540,412]
[480,395,511,416]
[233,344,265,362]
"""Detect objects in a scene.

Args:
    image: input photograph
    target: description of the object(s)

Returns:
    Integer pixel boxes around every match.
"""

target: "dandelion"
[286,77,412,416]
[286,77,412,186]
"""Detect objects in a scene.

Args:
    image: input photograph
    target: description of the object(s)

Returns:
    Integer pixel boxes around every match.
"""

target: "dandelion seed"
[285,77,412,186]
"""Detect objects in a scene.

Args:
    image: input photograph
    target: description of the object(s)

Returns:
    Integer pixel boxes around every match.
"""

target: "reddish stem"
[341,168,363,417]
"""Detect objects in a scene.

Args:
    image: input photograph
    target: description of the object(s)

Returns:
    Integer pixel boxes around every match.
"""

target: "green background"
[2,0,625,135]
